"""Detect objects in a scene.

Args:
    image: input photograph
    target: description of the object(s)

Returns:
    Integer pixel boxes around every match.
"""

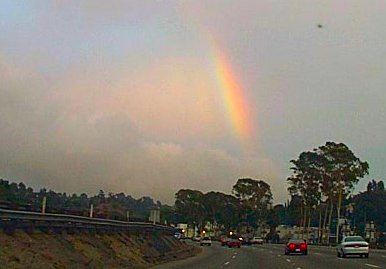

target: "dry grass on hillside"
[0,230,199,269]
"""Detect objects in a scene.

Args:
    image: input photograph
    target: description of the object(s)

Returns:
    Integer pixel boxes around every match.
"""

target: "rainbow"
[175,7,255,147]
[211,44,254,143]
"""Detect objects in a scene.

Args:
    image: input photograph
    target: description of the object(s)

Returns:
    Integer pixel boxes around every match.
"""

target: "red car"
[227,238,241,248]
[284,239,308,255]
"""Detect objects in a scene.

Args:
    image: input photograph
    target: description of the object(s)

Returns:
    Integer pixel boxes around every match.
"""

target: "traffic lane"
[308,245,385,268]
[152,242,385,269]
[154,242,318,269]
[245,243,338,269]
[225,244,297,269]
[189,242,296,269]
[152,242,293,269]
[151,241,237,269]
[250,243,385,269]
[368,249,386,266]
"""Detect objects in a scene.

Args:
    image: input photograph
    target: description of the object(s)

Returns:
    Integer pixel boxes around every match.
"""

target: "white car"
[193,235,202,241]
[174,233,182,239]
[337,236,369,258]
[200,236,212,246]
[250,237,264,244]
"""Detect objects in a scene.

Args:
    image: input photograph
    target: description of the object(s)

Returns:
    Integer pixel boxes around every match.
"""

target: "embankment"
[0,230,199,269]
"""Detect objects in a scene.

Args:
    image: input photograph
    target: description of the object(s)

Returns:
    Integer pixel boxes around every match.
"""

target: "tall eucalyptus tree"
[288,151,324,238]
[317,142,369,243]
[232,178,273,230]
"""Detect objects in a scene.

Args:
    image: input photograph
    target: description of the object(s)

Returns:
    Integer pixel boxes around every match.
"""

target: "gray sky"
[1,1,385,204]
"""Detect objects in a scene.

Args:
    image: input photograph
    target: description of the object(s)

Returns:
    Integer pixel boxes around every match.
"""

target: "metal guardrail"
[0,208,175,234]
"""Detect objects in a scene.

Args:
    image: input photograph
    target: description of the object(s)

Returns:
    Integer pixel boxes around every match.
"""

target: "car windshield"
[344,236,365,242]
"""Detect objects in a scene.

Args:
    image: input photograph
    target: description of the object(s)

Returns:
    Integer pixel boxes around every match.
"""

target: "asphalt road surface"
[152,241,386,269]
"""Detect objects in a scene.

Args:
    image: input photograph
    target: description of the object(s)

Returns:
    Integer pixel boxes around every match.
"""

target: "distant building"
[275,225,320,243]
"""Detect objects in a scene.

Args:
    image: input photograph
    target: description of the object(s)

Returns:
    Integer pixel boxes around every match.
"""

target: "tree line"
[0,180,161,222]
[287,141,369,243]
[171,141,385,242]
[0,141,384,241]
[171,178,273,234]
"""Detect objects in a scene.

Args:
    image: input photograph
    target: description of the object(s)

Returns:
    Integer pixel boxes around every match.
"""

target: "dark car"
[220,236,230,246]
[240,236,252,245]
[284,239,308,255]
[227,238,241,248]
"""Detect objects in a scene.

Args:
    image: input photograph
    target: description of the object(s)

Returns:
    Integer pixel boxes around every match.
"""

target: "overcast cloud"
[1,1,385,204]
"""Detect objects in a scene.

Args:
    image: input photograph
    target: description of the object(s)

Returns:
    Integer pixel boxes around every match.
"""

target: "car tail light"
[300,243,307,249]
[289,243,295,249]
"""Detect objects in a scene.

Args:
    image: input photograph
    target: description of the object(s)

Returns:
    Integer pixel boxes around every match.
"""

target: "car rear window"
[344,236,365,242]
[288,239,306,244]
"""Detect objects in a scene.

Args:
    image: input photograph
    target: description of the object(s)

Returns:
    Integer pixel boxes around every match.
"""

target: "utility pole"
[336,179,343,244]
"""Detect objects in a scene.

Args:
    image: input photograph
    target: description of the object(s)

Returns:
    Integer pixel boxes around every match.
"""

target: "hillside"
[0,230,199,269]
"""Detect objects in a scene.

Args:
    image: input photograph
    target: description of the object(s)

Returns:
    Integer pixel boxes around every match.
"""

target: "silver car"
[200,236,212,246]
[337,236,369,258]
[250,237,264,244]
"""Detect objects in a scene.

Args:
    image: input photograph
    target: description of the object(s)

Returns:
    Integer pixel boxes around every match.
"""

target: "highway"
[153,241,386,269]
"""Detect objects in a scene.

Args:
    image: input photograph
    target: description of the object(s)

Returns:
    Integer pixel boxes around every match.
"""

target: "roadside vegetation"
[170,142,384,245]
[1,141,385,245]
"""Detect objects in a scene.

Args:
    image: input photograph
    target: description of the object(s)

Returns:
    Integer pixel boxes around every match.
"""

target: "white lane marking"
[382,255,386,258]
[277,254,281,257]
[269,251,273,253]
[224,261,230,266]
[232,256,236,259]
[313,252,322,255]
[365,264,380,268]
[296,268,302,269]
[286,259,291,263]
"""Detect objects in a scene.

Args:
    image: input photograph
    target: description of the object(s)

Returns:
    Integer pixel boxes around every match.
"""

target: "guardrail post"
[89,204,94,218]
[42,196,47,214]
